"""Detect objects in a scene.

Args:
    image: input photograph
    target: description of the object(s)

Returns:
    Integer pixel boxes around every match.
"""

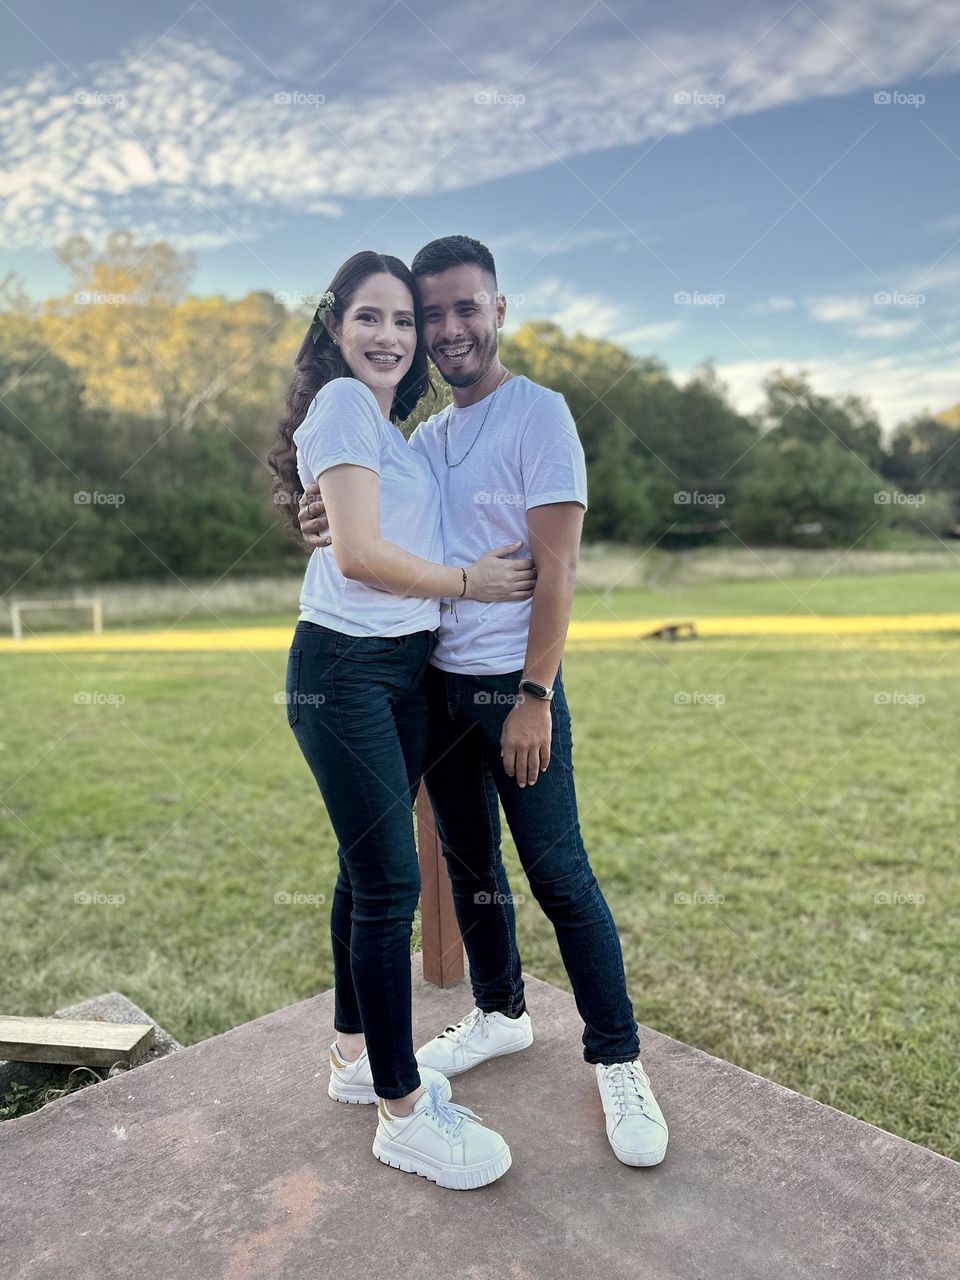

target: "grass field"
[1,567,958,1156]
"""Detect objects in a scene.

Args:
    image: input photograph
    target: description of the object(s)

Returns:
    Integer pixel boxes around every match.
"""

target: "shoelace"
[437,1007,489,1045]
[604,1061,650,1118]
[422,1080,484,1137]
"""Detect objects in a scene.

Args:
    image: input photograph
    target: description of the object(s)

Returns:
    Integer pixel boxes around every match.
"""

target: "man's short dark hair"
[411,235,497,288]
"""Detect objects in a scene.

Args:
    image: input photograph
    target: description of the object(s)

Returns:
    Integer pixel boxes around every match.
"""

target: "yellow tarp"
[3,613,960,653]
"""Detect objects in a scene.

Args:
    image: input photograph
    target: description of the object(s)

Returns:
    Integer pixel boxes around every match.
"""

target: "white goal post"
[9,598,103,642]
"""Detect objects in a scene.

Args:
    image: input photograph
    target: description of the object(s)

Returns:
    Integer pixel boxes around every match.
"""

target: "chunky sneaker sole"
[328,1043,451,1105]
[372,1129,512,1189]
[415,1007,534,1078]
[372,1088,512,1190]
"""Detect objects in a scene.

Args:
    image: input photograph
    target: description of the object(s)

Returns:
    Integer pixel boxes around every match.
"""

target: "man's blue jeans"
[285,620,436,1099]
[422,665,641,1065]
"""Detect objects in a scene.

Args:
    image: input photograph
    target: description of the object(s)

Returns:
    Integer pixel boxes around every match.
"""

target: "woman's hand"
[465,545,537,603]
[298,481,331,547]
[300,480,536,603]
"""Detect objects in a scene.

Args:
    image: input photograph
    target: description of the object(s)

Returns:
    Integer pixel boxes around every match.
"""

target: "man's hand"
[298,480,331,548]
[501,695,552,788]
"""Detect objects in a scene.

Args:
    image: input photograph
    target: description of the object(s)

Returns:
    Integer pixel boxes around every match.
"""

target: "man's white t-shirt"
[294,377,443,637]
[409,374,587,675]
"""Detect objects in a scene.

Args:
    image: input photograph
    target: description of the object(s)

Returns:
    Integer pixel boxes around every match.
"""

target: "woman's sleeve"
[293,380,382,480]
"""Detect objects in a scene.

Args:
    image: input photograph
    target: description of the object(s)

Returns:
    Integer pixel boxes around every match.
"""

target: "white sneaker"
[596,1059,669,1166]
[415,1007,533,1077]
[327,1041,452,1105]
[372,1080,512,1189]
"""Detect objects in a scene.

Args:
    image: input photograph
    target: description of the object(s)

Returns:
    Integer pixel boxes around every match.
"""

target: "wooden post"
[416,783,464,987]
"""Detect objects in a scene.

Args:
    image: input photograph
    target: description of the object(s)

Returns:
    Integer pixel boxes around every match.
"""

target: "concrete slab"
[1,955,957,1280]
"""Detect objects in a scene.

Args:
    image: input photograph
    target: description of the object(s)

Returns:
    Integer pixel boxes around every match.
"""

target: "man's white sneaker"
[372,1080,512,1190]
[596,1059,669,1166]
[327,1041,452,1105]
[415,1007,533,1077]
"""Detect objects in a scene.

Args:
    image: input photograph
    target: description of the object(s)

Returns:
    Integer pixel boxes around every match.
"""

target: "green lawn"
[570,569,960,622]
[1,586,957,1156]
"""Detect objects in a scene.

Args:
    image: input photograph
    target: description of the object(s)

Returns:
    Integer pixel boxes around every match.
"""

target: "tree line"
[1,231,957,593]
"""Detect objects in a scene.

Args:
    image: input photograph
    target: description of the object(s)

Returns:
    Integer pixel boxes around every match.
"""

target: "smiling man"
[299,235,668,1168]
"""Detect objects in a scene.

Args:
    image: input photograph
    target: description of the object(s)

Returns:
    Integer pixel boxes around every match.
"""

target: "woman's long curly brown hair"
[268,251,432,542]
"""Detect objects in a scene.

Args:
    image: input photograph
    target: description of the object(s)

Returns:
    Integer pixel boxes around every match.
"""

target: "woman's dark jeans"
[285,620,436,1099]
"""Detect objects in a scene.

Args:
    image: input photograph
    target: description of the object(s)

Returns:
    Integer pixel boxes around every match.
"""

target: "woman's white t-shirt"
[293,377,443,637]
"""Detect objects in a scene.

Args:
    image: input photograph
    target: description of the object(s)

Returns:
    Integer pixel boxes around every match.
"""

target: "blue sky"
[1,0,958,428]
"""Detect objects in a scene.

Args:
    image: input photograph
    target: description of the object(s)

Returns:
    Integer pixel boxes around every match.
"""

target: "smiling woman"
[262,248,535,1190]
[267,251,432,539]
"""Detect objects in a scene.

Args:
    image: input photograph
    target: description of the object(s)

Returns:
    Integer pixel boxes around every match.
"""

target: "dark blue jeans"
[423,665,641,1065]
[285,620,436,1099]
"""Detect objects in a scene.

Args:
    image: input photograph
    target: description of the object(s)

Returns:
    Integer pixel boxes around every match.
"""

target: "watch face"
[521,679,548,698]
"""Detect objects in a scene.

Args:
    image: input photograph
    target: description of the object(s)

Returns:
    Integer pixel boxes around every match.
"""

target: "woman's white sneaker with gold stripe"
[328,1040,452,1105]
[372,1080,512,1190]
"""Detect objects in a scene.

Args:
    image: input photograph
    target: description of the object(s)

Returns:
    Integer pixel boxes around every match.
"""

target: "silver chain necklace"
[443,369,511,467]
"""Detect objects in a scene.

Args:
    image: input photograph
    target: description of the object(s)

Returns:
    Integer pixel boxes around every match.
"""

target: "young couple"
[269,235,668,1191]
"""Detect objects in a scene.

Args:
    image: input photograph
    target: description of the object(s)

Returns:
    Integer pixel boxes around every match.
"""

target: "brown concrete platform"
[2,953,958,1280]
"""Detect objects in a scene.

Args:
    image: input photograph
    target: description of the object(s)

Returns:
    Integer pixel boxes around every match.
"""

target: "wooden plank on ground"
[0,1015,155,1069]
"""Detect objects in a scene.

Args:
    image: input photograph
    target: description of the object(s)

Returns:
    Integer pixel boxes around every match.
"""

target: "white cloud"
[494,227,646,257]
[806,294,871,324]
[1,0,958,250]
[508,276,682,350]
[750,295,796,314]
[805,292,923,340]
[685,353,958,431]
[924,213,960,235]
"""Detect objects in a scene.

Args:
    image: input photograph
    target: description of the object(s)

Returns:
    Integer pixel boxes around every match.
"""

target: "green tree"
[757,370,884,473]
[884,414,960,497]
[737,436,886,547]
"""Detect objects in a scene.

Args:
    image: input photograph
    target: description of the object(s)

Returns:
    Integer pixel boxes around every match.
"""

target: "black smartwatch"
[518,677,554,702]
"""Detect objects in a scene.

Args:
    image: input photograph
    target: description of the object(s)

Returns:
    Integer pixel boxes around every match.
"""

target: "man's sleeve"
[519,391,588,511]
[293,380,381,483]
